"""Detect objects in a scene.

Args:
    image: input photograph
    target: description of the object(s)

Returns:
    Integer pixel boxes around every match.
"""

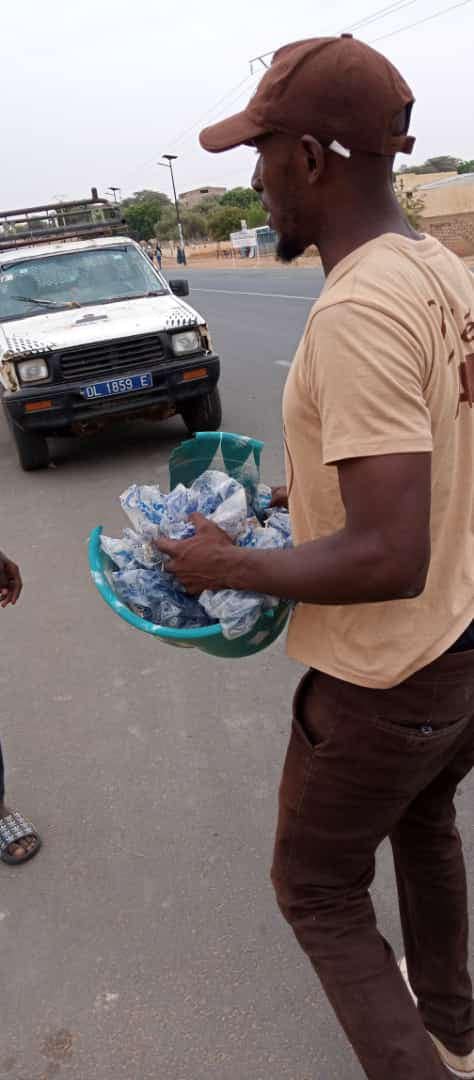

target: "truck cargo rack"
[0,187,127,252]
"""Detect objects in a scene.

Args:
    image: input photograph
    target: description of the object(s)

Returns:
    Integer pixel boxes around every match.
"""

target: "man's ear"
[300,135,325,185]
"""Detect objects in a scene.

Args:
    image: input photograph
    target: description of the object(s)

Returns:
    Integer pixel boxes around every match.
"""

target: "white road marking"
[192,288,316,300]
[275,361,291,368]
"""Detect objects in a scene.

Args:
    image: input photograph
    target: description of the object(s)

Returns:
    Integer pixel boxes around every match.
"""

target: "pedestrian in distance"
[140,240,154,263]
[155,241,162,270]
[157,34,474,1080]
[0,549,41,866]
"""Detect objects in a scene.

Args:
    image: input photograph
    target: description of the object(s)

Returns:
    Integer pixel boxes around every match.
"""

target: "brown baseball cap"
[200,35,415,157]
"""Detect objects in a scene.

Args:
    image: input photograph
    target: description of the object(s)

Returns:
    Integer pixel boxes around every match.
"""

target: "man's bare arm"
[157,453,431,605]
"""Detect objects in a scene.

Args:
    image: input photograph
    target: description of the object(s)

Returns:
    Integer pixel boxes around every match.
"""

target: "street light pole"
[159,154,186,265]
[107,186,121,203]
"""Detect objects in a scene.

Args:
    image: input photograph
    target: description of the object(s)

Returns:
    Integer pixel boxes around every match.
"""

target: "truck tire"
[11,426,50,471]
[181,387,222,435]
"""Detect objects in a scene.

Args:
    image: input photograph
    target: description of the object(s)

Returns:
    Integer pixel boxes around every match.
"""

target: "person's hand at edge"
[270,486,288,509]
[0,552,23,608]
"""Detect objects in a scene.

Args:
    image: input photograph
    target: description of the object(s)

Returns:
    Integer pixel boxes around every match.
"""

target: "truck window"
[0,244,166,321]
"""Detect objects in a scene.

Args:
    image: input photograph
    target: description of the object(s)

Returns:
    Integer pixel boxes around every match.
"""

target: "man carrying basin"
[157,34,474,1080]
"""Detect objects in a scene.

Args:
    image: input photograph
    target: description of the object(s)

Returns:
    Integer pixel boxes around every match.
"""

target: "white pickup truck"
[0,191,221,469]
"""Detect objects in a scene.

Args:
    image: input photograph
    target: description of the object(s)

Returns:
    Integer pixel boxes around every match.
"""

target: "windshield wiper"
[106,291,164,301]
[12,295,81,309]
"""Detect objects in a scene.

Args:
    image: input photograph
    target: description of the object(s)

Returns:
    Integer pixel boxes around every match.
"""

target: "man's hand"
[0,553,22,608]
[156,513,238,595]
[270,486,289,509]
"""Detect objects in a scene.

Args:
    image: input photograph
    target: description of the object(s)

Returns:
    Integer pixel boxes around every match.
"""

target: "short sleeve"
[304,301,433,465]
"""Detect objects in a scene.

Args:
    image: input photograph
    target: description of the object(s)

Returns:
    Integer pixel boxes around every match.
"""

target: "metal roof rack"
[0,187,127,252]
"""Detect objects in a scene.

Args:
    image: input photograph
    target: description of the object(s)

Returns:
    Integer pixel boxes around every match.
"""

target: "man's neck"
[316,197,422,277]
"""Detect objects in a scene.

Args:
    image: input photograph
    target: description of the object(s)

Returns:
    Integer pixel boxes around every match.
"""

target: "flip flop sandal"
[0,811,42,865]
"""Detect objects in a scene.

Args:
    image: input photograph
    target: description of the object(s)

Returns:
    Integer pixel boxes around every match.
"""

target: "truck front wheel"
[180,387,222,435]
[11,425,50,471]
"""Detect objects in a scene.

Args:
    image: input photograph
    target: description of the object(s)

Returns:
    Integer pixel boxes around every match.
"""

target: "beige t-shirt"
[283,233,474,688]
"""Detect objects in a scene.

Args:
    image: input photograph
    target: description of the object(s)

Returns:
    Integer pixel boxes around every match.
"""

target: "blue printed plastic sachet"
[112,566,211,628]
[264,511,292,548]
[122,527,161,568]
[189,470,241,516]
[120,484,166,531]
[100,534,139,572]
[208,487,248,540]
[253,483,272,520]
[198,588,263,639]
[198,510,291,639]
[102,470,293,639]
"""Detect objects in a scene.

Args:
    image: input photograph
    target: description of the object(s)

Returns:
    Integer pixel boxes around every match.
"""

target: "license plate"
[80,372,153,400]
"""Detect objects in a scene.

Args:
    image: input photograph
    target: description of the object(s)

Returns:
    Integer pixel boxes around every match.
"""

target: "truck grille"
[58,333,165,382]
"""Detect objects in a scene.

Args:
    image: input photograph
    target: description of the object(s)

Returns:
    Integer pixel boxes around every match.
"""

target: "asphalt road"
[0,265,471,1080]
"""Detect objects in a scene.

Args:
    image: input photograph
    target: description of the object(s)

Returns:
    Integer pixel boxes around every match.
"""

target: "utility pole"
[249,52,271,74]
[158,154,186,265]
[107,186,121,203]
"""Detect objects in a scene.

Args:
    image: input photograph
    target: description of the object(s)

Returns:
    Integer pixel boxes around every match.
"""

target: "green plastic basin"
[88,431,290,659]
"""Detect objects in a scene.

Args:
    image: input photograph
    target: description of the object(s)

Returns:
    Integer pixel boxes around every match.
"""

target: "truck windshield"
[0,244,166,321]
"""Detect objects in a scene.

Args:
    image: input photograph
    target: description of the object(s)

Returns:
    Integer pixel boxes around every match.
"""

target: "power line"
[122,0,473,194]
[370,0,473,41]
[120,73,259,188]
[249,0,421,70]
[172,0,470,154]
[211,0,473,157]
[147,73,261,166]
[344,0,419,32]
[167,74,257,151]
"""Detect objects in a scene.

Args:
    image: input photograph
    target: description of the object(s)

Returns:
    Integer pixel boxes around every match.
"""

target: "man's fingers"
[155,536,180,556]
[1,585,14,608]
[188,512,207,528]
[270,486,288,509]
[9,578,21,605]
[3,562,22,605]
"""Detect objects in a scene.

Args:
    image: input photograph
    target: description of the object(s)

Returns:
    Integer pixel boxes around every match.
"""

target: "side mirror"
[169,279,189,297]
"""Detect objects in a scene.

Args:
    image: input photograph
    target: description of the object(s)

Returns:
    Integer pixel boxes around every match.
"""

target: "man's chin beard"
[276,233,306,263]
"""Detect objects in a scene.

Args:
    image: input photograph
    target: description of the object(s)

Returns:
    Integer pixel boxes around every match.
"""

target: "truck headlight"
[171,330,200,356]
[17,358,49,383]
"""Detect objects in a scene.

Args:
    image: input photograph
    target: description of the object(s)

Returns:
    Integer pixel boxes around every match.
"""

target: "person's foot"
[429,1033,474,1078]
[0,803,40,862]
[399,957,474,1078]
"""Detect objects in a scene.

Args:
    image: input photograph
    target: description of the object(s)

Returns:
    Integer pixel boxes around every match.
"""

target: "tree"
[397,155,462,176]
[208,205,245,241]
[220,186,260,209]
[182,211,208,241]
[394,178,425,228]
[121,189,170,208]
[155,205,179,243]
[193,198,222,218]
[422,156,462,173]
[457,160,474,174]
[121,189,171,241]
[246,203,267,228]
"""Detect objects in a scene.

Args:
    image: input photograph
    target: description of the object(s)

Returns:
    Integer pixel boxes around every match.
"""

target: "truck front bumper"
[3,353,220,435]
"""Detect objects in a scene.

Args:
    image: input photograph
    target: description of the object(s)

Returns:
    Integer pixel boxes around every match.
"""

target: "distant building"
[179,186,226,209]
[401,172,474,256]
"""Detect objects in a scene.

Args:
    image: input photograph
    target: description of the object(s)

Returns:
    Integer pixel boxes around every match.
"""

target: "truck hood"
[0,294,204,358]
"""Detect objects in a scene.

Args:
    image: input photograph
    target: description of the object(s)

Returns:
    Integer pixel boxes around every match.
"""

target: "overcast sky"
[2,0,472,208]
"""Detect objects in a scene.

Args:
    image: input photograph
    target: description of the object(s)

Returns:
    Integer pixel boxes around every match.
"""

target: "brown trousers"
[271,650,474,1079]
